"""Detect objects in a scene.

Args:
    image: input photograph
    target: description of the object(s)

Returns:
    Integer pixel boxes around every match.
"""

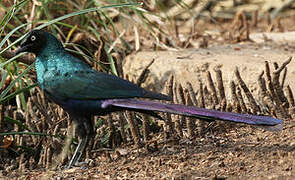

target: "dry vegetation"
[1,0,295,179]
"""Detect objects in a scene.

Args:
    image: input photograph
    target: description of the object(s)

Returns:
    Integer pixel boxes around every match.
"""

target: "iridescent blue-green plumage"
[16,30,283,168]
[34,31,168,103]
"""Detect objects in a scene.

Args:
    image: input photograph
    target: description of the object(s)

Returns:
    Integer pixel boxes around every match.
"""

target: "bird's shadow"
[131,136,294,160]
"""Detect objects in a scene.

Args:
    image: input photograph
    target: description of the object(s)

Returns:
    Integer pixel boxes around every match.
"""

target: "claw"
[67,135,89,168]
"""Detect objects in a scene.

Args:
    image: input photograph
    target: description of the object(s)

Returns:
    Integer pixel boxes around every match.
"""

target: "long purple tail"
[102,99,283,127]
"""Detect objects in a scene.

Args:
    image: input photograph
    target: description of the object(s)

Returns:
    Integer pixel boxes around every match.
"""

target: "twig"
[265,61,289,119]
[0,105,3,130]
[289,107,295,118]
[191,0,218,21]
[112,53,124,78]
[230,81,240,113]
[257,71,275,113]
[251,10,258,27]
[281,67,287,88]
[287,85,295,107]
[266,12,271,25]
[161,0,199,18]
[46,147,52,169]
[175,83,185,137]
[118,112,127,144]
[142,114,150,143]
[203,86,213,108]
[123,74,141,145]
[164,75,175,136]
[186,82,198,106]
[136,59,155,86]
[235,67,260,113]
[215,68,226,111]
[265,61,277,103]
[206,71,219,105]
[272,57,292,108]
[107,114,116,148]
[26,98,39,144]
[197,79,205,135]
[185,89,194,137]
[133,25,140,51]
[125,111,141,147]
[236,86,247,113]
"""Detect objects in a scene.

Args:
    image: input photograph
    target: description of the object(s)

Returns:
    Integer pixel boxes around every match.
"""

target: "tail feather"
[101,99,283,127]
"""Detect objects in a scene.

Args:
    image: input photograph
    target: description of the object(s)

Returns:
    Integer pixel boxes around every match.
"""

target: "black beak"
[15,33,31,55]
[15,45,29,55]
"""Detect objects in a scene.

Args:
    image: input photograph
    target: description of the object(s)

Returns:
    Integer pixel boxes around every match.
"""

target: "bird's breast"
[35,58,47,89]
[35,57,65,90]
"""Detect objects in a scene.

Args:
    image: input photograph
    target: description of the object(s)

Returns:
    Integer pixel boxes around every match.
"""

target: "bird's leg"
[67,134,88,168]
[67,115,93,168]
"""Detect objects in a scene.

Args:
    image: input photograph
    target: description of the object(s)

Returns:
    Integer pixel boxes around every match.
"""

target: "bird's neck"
[35,44,65,89]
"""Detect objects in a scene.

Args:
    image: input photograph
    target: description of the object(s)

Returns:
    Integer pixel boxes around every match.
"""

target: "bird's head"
[16,29,47,55]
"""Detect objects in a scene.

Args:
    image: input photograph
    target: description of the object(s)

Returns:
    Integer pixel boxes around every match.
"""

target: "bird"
[15,29,283,168]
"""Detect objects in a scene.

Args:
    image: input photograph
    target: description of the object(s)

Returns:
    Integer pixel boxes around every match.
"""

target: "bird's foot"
[66,158,94,169]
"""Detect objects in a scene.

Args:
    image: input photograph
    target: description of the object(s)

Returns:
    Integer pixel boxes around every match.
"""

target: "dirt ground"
[5,120,295,179]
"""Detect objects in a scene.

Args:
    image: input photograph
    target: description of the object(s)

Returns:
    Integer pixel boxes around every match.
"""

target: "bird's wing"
[44,69,149,100]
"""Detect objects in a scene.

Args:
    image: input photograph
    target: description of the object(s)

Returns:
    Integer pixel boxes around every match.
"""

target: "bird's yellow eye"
[31,35,36,41]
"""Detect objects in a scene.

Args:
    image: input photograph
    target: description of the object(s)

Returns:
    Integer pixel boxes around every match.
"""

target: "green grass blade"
[0,0,28,37]
[0,23,30,55]
[36,3,142,30]
[0,131,64,138]
[0,23,28,49]
[0,49,24,67]
[0,3,141,57]
[0,83,37,104]
[0,62,35,101]
[105,46,118,76]
[4,116,30,131]
[0,67,7,89]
